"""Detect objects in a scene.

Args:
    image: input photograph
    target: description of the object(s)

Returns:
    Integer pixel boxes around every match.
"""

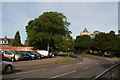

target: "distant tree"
[61,35,74,52]
[26,11,71,51]
[74,35,92,53]
[92,31,120,57]
[12,31,22,46]
[93,31,100,35]
[118,30,120,38]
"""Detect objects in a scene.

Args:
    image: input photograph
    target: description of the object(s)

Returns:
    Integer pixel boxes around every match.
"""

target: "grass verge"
[52,57,74,63]
[63,53,75,54]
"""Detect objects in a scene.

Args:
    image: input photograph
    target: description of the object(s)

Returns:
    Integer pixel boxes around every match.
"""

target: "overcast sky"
[1,1,118,43]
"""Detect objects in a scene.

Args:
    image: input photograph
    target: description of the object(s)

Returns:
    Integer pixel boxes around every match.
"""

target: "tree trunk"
[47,32,52,51]
[47,42,50,51]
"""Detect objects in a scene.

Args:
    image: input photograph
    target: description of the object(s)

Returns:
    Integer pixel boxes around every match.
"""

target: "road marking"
[83,60,86,62]
[51,71,76,78]
[14,78,23,80]
[42,69,47,70]
[94,61,99,65]
[83,58,86,60]
[16,69,46,75]
[83,67,89,69]
[86,58,89,60]
[60,64,71,68]
[76,62,82,64]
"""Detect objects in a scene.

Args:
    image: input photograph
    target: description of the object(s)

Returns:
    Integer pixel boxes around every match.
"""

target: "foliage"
[26,11,71,51]
[74,30,120,57]
[74,35,92,53]
[12,31,22,46]
[91,31,120,57]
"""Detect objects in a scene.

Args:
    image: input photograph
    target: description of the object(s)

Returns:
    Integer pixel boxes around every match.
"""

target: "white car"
[0,61,14,74]
[0,49,23,62]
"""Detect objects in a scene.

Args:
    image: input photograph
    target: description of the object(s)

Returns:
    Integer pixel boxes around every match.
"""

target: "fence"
[93,62,120,80]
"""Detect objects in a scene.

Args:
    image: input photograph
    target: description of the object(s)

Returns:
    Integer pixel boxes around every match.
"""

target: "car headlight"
[31,55,35,57]
[15,55,20,58]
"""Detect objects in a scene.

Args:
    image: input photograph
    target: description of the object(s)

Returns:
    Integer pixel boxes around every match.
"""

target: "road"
[2,55,116,80]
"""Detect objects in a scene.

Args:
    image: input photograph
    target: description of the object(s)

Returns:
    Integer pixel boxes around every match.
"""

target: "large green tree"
[12,31,22,46]
[26,11,71,51]
[92,31,120,57]
[74,35,92,53]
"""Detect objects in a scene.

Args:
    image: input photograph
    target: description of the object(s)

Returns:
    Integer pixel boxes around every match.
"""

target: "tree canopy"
[12,31,22,46]
[74,30,120,57]
[26,11,71,51]
[91,31,120,57]
[74,35,92,53]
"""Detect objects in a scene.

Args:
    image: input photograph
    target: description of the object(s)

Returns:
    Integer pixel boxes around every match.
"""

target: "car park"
[0,52,14,74]
[0,49,24,62]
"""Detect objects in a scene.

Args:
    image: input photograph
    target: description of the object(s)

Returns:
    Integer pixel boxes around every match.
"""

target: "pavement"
[2,54,117,79]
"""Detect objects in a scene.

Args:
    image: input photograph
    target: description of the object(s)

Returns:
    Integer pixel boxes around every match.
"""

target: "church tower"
[80,28,91,36]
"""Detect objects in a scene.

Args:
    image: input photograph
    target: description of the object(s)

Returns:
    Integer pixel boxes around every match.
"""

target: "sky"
[1,1,119,43]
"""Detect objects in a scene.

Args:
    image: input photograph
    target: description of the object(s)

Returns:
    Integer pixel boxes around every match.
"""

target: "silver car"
[0,61,14,74]
[0,49,23,62]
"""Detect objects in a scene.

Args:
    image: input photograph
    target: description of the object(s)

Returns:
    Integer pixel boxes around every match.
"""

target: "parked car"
[30,51,42,59]
[20,51,36,60]
[0,49,24,62]
[37,50,50,58]
[0,52,14,74]
[49,52,55,58]
[13,51,30,60]
[1,61,15,74]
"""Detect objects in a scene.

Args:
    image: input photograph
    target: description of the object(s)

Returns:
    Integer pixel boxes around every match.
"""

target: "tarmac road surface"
[2,55,116,80]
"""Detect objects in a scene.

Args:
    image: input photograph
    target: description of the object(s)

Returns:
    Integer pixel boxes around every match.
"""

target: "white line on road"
[94,61,99,65]
[83,67,89,70]
[14,78,23,80]
[60,64,71,68]
[51,71,76,78]
[83,60,86,62]
[16,68,47,75]
[76,62,82,64]
[42,69,47,70]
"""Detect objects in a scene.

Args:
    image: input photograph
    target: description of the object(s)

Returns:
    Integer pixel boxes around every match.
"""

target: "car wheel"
[11,58,15,62]
[3,65,13,74]
[52,54,55,58]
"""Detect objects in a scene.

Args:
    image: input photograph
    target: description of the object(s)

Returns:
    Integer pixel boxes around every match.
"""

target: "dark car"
[49,52,55,58]
[20,51,36,60]
[30,51,42,59]
[13,51,30,60]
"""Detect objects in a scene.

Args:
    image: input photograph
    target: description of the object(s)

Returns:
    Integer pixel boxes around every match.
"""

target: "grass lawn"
[63,53,75,54]
[52,57,74,63]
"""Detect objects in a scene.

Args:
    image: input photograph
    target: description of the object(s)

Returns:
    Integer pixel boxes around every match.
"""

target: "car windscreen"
[11,51,19,54]
[27,52,34,55]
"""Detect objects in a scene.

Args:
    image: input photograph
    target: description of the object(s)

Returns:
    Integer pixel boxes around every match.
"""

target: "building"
[0,36,14,47]
[80,28,91,36]
[0,47,34,51]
